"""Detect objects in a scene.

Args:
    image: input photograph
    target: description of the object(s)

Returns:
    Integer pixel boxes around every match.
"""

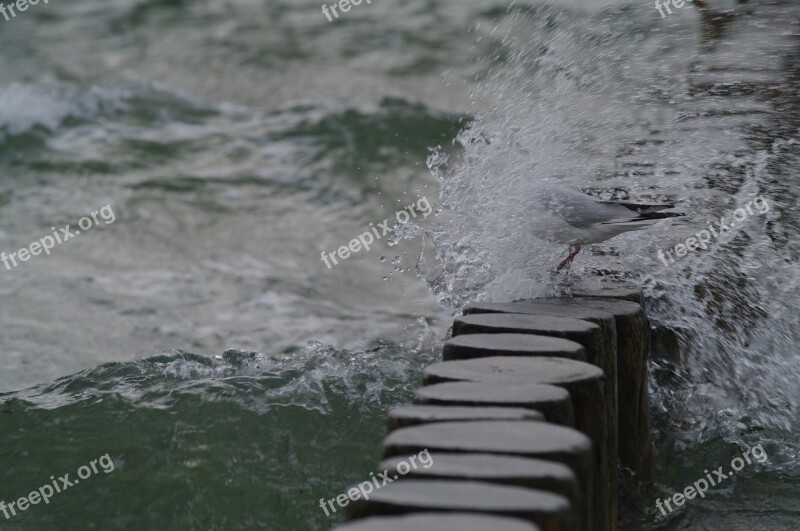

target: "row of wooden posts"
[331,283,653,531]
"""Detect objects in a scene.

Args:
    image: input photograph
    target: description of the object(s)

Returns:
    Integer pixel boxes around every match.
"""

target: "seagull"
[534,187,684,271]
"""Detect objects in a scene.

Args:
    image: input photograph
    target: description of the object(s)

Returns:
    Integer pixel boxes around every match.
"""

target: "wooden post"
[345,479,571,531]
[333,513,542,531]
[413,381,574,426]
[453,314,602,349]
[570,281,645,306]
[443,333,586,362]
[386,405,544,432]
[379,453,579,512]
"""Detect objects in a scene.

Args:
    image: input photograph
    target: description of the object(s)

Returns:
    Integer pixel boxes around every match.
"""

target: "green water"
[2,349,434,529]
[2,0,799,529]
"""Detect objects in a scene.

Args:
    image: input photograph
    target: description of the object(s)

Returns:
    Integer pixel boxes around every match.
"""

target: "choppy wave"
[5,340,439,417]
[0,343,437,530]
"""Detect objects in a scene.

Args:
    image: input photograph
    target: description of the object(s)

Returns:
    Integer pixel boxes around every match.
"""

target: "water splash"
[417,2,800,462]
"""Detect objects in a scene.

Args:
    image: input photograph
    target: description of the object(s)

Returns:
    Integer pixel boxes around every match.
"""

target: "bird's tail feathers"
[601,211,685,226]
[600,201,678,214]
[635,211,686,220]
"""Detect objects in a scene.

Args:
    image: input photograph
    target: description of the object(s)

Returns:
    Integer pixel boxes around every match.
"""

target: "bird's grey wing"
[547,189,681,227]
[557,195,636,229]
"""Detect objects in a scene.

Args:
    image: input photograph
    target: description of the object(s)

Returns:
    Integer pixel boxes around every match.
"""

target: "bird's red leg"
[556,244,582,272]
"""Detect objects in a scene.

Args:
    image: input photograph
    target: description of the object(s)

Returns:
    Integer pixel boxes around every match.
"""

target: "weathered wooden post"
[333,513,542,531]
[379,453,579,512]
[443,333,586,362]
[413,381,574,426]
[453,314,601,349]
[386,404,544,432]
[345,480,572,531]
[571,281,645,306]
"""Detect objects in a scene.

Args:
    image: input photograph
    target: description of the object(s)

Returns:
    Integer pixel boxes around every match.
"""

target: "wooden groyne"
[330,281,651,531]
